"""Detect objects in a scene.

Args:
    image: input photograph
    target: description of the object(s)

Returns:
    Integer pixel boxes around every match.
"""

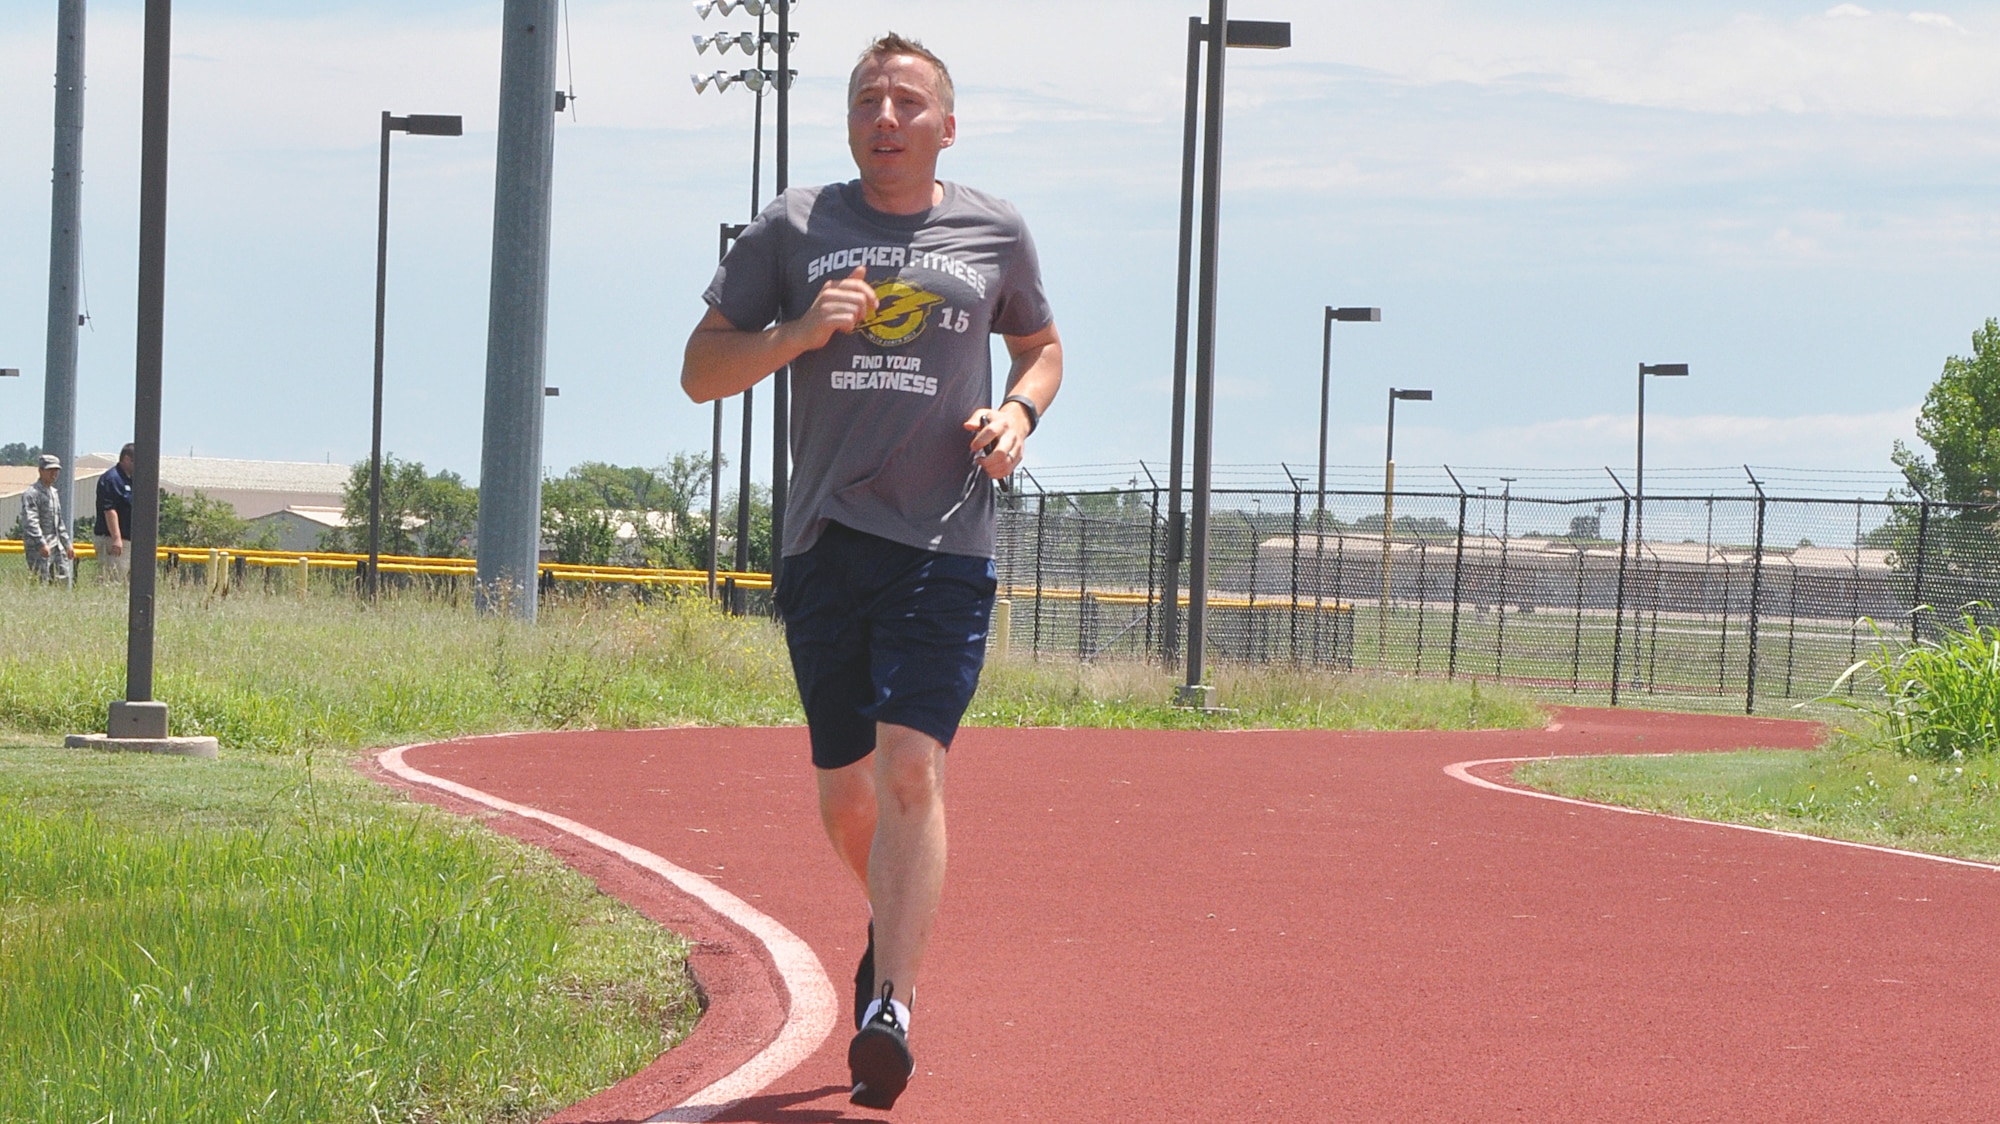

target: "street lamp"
[1163,4,1291,706]
[1635,361,1688,553]
[366,111,463,600]
[1378,387,1432,663]
[1317,306,1379,520]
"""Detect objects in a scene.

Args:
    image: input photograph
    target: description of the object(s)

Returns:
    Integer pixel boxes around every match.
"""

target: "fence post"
[1145,475,1160,654]
[1077,498,1089,659]
[1912,498,1931,642]
[1440,464,1472,672]
[1033,493,1048,656]
[1571,546,1584,693]
[1745,469,1767,715]
[1610,487,1632,707]
[1289,483,1302,665]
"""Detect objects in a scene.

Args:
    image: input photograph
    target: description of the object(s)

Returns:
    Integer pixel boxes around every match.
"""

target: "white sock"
[861,997,911,1032]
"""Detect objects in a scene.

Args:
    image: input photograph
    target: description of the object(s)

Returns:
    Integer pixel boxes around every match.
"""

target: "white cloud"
[1343,3,2000,119]
[1422,406,1921,472]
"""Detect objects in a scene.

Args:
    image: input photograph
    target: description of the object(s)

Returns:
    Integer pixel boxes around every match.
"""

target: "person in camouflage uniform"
[20,454,74,583]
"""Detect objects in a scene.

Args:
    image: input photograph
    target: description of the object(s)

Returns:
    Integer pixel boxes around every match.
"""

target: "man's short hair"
[119,442,136,461]
[850,33,955,115]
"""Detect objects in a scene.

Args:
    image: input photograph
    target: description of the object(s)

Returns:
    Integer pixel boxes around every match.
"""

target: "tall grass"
[0,569,1542,747]
[0,744,698,1123]
[0,571,797,751]
[1830,607,2000,760]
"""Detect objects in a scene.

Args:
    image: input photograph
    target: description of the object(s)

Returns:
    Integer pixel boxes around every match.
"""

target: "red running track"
[376,709,2000,1123]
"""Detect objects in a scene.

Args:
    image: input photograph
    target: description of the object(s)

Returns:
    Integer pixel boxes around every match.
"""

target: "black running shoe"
[854,921,875,1030]
[849,980,914,1110]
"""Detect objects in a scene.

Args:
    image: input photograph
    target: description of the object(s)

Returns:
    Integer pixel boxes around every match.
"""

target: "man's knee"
[874,726,945,811]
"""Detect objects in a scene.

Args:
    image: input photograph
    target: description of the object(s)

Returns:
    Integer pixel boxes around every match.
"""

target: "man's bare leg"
[818,757,876,891]
[865,722,948,1007]
[817,723,949,1008]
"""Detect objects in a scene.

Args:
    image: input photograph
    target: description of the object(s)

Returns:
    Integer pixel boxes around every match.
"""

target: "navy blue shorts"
[774,522,998,770]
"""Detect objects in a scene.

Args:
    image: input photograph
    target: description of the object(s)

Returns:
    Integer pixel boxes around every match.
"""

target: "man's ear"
[941,113,957,148]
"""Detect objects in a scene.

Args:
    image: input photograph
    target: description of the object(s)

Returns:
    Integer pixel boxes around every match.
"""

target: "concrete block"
[108,700,170,739]
[1173,683,1219,711]
[66,733,219,759]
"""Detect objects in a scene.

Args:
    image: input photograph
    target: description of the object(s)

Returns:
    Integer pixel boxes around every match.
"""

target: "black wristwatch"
[1002,394,1041,434]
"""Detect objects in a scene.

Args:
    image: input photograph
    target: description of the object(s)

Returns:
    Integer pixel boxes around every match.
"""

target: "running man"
[681,32,1061,1110]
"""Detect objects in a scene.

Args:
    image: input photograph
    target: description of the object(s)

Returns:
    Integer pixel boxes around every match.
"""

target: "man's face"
[120,453,135,473]
[39,466,59,486]
[847,54,955,191]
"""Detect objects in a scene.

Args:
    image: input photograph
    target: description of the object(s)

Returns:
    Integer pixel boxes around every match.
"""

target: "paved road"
[381,709,2000,1122]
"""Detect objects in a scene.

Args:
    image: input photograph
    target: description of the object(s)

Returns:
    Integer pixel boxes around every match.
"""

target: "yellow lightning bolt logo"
[860,279,945,348]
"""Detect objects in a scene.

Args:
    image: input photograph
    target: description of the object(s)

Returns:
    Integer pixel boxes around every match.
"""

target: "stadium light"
[697,0,793,19]
[367,109,463,600]
[1165,3,1294,706]
[1379,386,1434,663]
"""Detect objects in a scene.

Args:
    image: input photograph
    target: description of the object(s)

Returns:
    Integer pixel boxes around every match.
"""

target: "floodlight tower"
[693,0,796,598]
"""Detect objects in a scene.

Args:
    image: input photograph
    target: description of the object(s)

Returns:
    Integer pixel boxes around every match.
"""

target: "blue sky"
[4,0,1997,495]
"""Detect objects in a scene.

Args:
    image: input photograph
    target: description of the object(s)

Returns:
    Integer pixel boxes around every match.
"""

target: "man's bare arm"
[681,266,880,404]
[962,322,1063,478]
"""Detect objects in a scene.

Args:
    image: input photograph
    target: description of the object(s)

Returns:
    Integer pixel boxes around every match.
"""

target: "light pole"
[1165,5,1291,706]
[1494,474,1516,675]
[1635,362,1687,552]
[1317,306,1379,521]
[367,112,463,599]
[1378,387,1431,663]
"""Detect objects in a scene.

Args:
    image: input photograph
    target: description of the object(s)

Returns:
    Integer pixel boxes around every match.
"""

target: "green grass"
[1519,735,2000,863]
[0,737,699,1123]
[0,567,1544,745]
[975,658,1542,729]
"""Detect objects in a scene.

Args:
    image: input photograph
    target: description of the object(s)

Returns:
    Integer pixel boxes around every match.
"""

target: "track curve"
[380,710,2000,1122]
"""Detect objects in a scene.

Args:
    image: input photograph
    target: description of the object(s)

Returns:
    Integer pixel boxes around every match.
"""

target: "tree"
[159,490,275,549]
[539,456,725,570]
[320,456,477,557]
[1894,317,2000,514]
[541,475,620,566]
[0,442,43,466]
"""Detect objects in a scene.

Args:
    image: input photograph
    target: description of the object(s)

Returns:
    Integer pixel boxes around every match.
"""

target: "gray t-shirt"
[705,180,1053,559]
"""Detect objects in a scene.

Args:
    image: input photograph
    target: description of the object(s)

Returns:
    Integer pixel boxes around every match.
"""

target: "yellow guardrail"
[999,585,1351,613]
[1,539,773,590]
[9,541,1331,607]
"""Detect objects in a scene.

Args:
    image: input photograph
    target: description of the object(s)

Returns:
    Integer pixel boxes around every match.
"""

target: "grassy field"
[0,736,698,1123]
[1520,735,2000,863]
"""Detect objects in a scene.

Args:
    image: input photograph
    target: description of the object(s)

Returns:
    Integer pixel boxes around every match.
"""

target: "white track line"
[1445,755,2000,873]
[377,744,837,1123]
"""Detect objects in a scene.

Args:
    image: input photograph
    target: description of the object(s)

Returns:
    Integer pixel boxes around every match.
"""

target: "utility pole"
[474,0,561,619]
[43,0,86,584]
[769,0,792,591]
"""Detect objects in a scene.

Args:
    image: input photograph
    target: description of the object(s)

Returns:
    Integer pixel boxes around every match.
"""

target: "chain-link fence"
[992,481,2000,712]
